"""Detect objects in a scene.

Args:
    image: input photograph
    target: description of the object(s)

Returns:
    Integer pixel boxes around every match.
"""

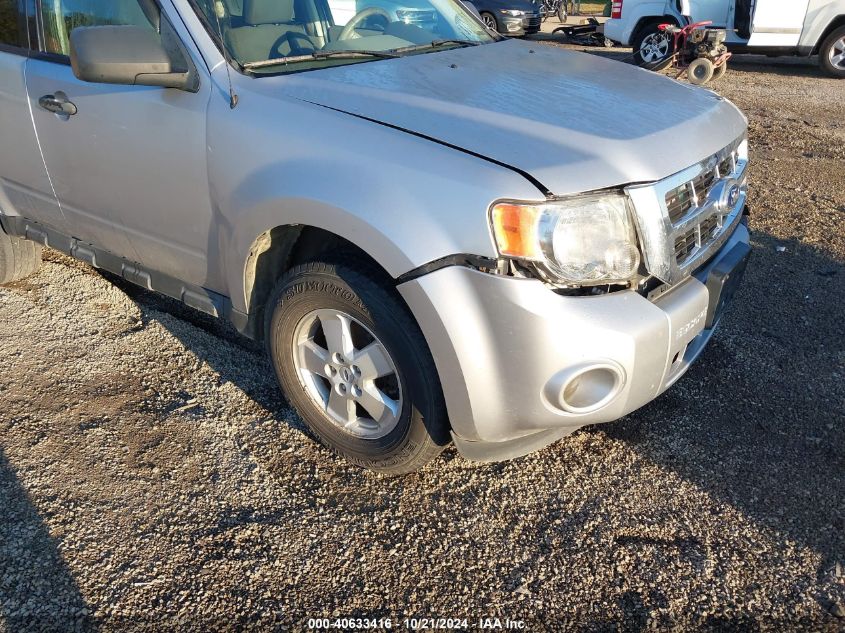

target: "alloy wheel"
[292,308,403,440]
[640,32,670,63]
[829,35,845,70]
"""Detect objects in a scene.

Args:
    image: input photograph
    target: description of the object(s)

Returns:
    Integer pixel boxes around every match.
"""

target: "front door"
[0,0,62,230]
[25,0,215,288]
[747,0,809,47]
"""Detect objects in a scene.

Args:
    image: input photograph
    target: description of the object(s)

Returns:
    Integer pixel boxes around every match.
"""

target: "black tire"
[480,11,499,32]
[819,25,845,78]
[687,57,714,85]
[264,260,449,475]
[557,3,566,23]
[632,20,675,71]
[0,231,42,285]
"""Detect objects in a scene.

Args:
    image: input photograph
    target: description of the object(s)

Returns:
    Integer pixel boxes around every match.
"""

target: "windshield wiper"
[431,39,482,47]
[241,40,482,71]
[393,39,482,54]
[243,50,400,70]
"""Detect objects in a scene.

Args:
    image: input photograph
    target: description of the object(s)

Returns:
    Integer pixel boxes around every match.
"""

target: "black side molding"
[0,216,248,333]
[395,253,501,285]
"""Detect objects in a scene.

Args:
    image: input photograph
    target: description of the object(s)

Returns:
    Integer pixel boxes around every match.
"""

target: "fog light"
[545,361,626,414]
[507,23,521,32]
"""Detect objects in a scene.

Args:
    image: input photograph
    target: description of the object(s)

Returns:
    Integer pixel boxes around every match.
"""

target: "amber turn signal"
[490,203,543,260]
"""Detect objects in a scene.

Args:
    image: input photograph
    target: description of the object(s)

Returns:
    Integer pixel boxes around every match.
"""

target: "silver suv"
[0,0,750,473]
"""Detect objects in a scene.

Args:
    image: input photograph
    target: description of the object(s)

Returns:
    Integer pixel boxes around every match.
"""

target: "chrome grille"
[626,137,748,285]
[665,183,694,224]
[674,213,721,262]
[718,153,735,177]
[674,230,696,261]
[664,147,739,225]
[699,213,719,240]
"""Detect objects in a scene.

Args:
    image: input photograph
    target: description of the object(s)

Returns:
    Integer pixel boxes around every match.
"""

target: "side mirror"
[70,25,198,91]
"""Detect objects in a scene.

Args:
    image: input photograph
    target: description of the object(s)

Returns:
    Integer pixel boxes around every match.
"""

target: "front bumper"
[501,14,541,35]
[398,221,750,460]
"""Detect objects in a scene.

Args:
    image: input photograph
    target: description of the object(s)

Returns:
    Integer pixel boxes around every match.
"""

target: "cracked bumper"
[398,222,750,460]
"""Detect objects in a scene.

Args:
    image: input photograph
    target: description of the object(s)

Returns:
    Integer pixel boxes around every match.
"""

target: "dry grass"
[570,1,609,15]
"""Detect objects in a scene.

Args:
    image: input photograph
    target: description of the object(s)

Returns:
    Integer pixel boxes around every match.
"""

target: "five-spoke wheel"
[265,260,448,474]
[293,308,403,440]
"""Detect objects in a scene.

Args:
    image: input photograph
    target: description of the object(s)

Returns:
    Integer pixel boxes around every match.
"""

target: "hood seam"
[298,98,552,198]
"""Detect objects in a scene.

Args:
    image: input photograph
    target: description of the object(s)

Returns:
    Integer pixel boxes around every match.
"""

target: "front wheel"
[557,3,567,23]
[480,11,498,32]
[265,260,449,474]
[819,25,845,78]
[632,22,675,71]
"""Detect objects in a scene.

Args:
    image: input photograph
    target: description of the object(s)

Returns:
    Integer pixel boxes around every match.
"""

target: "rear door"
[687,0,731,27]
[0,0,63,230]
[25,0,215,287]
[748,0,810,47]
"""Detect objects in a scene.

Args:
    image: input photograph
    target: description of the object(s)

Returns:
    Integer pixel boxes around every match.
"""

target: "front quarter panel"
[801,0,845,51]
[208,79,544,313]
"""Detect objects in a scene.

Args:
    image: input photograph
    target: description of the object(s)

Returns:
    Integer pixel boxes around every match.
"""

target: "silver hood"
[268,39,747,196]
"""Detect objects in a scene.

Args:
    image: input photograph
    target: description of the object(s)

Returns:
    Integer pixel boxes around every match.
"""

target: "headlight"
[500,9,525,15]
[490,193,642,286]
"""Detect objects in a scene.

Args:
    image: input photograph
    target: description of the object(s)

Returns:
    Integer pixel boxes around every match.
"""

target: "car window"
[40,0,155,56]
[0,0,30,49]
[193,0,494,74]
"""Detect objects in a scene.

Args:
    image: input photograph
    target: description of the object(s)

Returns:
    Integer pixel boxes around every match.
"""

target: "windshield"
[193,0,495,74]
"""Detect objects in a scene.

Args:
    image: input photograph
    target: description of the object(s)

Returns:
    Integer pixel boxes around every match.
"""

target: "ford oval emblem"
[727,184,741,208]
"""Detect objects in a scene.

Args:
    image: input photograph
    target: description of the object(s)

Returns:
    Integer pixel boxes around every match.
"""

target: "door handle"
[38,92,78,116]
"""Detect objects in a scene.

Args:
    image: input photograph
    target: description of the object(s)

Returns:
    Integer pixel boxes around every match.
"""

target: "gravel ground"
[1,45,844,631]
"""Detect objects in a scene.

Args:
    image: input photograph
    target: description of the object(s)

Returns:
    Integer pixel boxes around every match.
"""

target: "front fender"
[802,1,845,52]
[207,90,543,313]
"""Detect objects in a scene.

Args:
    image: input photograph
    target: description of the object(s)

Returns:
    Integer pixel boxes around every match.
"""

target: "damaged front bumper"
[398,220,750,462]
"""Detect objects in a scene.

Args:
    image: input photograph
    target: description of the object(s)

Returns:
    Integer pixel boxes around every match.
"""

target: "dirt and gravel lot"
[1,44,844,631]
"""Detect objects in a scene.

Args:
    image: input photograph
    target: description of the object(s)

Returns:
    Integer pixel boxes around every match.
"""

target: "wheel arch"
[240,224,402,341]
[632,14,679,41]
[248,224,457,453]
[813,15,845,54]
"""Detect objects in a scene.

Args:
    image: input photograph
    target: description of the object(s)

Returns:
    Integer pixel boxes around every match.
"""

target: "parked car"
[466,0,542,35]
[604,0,845,77]
[330,0,441,32]
[0,0,750,473]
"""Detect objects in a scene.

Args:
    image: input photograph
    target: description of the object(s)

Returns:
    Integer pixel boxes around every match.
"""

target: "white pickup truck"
[605,0,845,77]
